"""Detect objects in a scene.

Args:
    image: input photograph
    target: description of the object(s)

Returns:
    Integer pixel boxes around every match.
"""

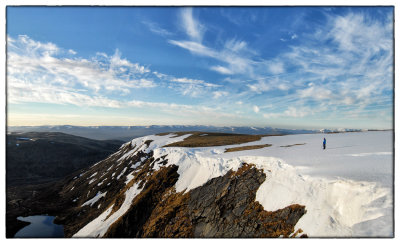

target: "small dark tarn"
[14,215,64,238]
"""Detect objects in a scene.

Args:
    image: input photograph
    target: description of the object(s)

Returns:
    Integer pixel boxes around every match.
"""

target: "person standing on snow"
[323,138,326,150]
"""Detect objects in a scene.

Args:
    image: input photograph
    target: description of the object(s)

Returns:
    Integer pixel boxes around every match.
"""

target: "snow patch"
[117,167,127,180]
[125,172,135,185]
[130,161,141,169]
[97,179,106,186]
[82,191,107,207]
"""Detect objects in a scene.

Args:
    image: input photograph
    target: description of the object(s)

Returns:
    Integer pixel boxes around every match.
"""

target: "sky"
[6,6,394,129]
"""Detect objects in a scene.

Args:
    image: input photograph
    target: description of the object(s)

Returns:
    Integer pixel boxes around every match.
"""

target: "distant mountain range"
[5,125,338,142]
[7,125,382,142]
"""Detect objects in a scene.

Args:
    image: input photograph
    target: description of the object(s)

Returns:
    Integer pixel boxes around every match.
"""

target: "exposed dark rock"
[186,163,306,237]
[104,165,180,237]
[103,163,306,238]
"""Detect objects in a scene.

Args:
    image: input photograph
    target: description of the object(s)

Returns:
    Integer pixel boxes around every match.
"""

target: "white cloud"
[168,40,217,57]
[169,31,254,76]
[268,62,284,74]
[284,106,311,118]
[298,85,333,100]
[248,76,290,93]
[278,84,290,91]
[180,7,205,42]
[213,91,229,99]
[171,77,205,84]
[171,77,219,87]
[328,13,391,53]
[68,49,77,55]
[8,69,232,120]
[142,20,173,36]
[7,78,123,108]
[7,34,225,111]
[7,36,155,97]
[253,105,260,113]
[270,11,393,119]
[169,39,254,76]
[262,106,312,119]
[248,81,270,93]
[225,39,250,53]
[263,113,280,119]
[210,65,234,75]
[166,76,219,98]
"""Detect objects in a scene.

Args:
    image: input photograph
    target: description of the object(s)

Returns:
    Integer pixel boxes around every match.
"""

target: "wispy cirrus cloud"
[142,20,173,36]
[213,91,229,99]
[8,35,224,105]
[169,39,255,76]
[170,9,392,122]
[263,106,315,119]
[210,65,234,75]
[180,7,205,42]
[258,11,393,124]
[169,8,257,77]
[170,77,218,87]
[7,35,236,122]
[8,35,155,96]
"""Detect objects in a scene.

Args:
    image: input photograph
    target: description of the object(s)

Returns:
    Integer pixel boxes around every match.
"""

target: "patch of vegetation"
[225,144,272,153]
[280,143,306,148]
[162,132,263,147]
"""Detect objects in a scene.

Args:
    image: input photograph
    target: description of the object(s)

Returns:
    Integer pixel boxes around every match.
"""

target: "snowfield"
[74,131,393,237]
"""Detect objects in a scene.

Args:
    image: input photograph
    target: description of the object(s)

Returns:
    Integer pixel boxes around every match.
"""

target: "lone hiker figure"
[323,138,326,150]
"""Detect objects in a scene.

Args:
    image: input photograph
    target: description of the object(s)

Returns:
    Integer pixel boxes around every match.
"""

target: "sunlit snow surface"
[154,131,393,237]
[74,131,393,237]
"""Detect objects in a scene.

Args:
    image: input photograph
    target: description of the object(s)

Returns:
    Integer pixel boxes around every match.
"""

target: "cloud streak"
[180,7,205,42]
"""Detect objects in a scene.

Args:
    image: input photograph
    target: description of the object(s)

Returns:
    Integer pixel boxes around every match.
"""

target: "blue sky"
[6,6,393,129]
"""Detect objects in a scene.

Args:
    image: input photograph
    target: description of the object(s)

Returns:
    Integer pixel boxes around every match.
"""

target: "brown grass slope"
[162,132,264,147]
[225,144,272,153]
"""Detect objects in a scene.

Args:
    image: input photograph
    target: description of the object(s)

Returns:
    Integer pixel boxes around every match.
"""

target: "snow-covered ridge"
[72,131,392,237]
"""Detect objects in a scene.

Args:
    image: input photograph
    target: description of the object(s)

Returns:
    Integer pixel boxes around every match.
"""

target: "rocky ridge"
[15,133,307,238]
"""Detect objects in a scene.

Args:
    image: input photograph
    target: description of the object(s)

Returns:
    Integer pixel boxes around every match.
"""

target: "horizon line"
[6,124,393,131]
